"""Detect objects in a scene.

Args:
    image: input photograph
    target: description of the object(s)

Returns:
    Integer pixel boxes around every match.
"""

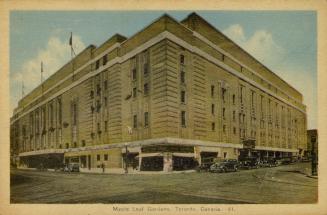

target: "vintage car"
[239,157,259,169]
[259,158,278,167]
[64,163,80,172]
[196,157,216,172]
[209,160,239,173]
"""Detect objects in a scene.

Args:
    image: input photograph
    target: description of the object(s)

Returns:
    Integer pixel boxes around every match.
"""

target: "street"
[10,162,317,204]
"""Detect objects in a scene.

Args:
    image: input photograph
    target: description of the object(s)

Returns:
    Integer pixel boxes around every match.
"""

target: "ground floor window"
[141,156,163,171]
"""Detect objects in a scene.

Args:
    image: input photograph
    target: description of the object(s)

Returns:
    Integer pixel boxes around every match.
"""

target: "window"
[73,142,77,148]
[90,90,94,99]
[72,103,77,126]
[49,103,53,127]
[133,88,137,98]
[240,85,244,103]
[82,140,86,147]
[104,97,108,107]
[103,55,107,65]
[223,125,226,133]
[144,112,149,127]
[144,83,149,96]
[180,54,185,64]
[232,94,235,105]
[144,63,149,75]
[97,123,101,133]
[223,152,227,159]
[105,121,108,132]
[222,88,226,102]
[132,68,137,80]
[211,85,215,97]
[223,108,226,119]
[96,100,101,112]
[42,107,46,130]
[211,122,215,131]
[95,60,100,69]
[233,111,236,122]
[104,80,108,90]
[58,98,62,125]
[211,104,215,115]
[233,127,236,135]
[104,154,108,161]
[97,154,100,161]
[181,71,185,83]
[133,115,137,128]
[96,84,101,96]
[251,90,255,106]
[181,91,186,103]
[181,111,186,127]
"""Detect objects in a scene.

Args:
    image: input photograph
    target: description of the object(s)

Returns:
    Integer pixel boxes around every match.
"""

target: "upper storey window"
[180,54,185,65]
[240,85,245,104]
[103,55,107,66]
[95,60,100,70]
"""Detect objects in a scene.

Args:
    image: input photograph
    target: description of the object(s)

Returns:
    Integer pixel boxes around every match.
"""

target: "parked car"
[64,163,80,172]
[239,157,259,169]
[209,160,239,173]
[197,157,215,172]
[259,158,278,167]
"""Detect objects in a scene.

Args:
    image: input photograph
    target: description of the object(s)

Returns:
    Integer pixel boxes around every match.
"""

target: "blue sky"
[10,11,317,129]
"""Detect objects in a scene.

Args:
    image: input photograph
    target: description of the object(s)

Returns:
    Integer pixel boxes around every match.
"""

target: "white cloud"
[224,24,316,129]
[11,34,86,113]
[223,24,285,67]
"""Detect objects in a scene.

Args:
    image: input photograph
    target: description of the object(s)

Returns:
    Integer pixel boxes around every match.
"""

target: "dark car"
[259,158,278,167]
[239,157,259,169]
[209,160,239,173]
[197,157,215,172]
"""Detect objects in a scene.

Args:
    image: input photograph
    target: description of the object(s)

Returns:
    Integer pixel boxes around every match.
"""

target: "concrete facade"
[10,13,307,172]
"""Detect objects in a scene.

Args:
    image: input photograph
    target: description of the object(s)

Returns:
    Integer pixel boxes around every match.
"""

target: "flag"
[69,32,72,46]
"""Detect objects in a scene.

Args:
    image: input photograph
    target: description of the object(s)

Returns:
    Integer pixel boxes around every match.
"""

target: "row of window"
[90,80,108,99]
[133,112,149,129]
[132,83,149,98]
[95,55,108,70]
[97,154,109,161]
[132,63,149,80]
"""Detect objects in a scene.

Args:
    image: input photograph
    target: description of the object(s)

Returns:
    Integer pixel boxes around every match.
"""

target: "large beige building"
[10,13,307,172]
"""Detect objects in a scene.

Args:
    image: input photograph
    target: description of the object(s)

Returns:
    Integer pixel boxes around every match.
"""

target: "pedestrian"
[101,163,105,173]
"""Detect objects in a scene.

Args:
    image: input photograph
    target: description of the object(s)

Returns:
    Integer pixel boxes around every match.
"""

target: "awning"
[136,153,163,158]
[172,153,195,157]
[19,149,66,157]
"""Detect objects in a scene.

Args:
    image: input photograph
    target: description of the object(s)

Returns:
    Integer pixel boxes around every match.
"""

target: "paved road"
[10,162,317,204]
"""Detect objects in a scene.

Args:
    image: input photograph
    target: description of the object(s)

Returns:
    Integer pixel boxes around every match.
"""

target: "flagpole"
[70,32,75,81]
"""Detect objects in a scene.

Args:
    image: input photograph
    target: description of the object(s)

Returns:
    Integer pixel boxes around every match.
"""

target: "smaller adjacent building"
[307,129,318,176]
[306,129,318,159]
